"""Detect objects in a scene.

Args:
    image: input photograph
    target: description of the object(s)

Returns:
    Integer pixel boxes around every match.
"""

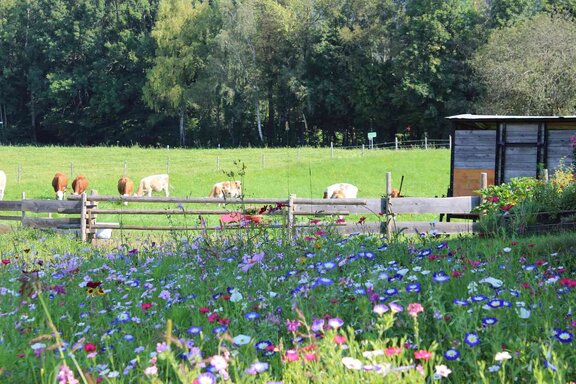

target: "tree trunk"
[266,84,274,146]
[179,108,185,147]
[251,45,264,144]
[30,91,37,143]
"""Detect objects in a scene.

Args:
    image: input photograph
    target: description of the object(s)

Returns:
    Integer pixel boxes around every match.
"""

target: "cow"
[208,181,242,199]
[117,176,134,205]
[136,174,169,197]
[72,175,89,195]
[0,170,6,200]
[52,172,68,200]
[323,183,358,199]
[390,188,402,198]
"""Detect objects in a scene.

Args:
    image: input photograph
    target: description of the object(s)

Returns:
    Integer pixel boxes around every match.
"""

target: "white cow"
[208,181,242,198]
[136,174,170,197]
[323,183,358,199]
[0,170,6,200]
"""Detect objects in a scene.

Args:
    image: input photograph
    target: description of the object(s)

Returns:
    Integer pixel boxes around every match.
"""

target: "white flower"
[495,351,512,361]
[229,289,243,302]
[503,247,512,253]
[210,354,228,371]
[467,281,479,294]
[268,291,278,298]
[30,343,46,350]
[515,307,531,319]
[435,364,452,377]
[362,350,384,359]
[342,357,363,370]
[479,277,503,288]
[397,268,409,275]
[232,334,251,346]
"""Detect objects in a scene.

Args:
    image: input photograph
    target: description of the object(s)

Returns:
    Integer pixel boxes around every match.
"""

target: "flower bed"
[0,228,575,383]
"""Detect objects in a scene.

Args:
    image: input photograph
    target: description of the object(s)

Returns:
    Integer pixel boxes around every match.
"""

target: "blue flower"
[187,326,203,335]
[433,272,450,283]
[405,283,421,293]
[116,312,131,323]
[482,317,498,326]
[378,244,388,251]
[323,261,336,270]
[305,252,315,258]
[555,330,573,344]
[212,325,228,334]
[245,312,260,320]
[470,295,488,303]
[418,249,432,258]
[362,251,375,260]
[316,277,334,286]
[123,334,135,341]
[436,242,448,249]
[255,340,272,351]
[523,264,536,271]
[464,332,480,347]
[487,299,504,308]
[354,288,367,296]
[385,288,398,296]
[444,349,460,360]
[453,299,469,307]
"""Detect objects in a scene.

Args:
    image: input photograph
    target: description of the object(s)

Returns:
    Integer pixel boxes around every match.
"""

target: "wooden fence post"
[287,194,295,236]
[395,137,399,150]
[21,192,25,221]
[330,142,334,159]
[80,192,87,242]
[543,169,549,182]
[385,172,393,236]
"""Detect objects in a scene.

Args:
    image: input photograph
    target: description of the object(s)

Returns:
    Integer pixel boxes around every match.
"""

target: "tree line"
[1,0,576,148]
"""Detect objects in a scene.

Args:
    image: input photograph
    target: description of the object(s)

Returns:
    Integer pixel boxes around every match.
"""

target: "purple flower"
[405,283,421,293]
[245,312,260,320]
[286,319,301,332]
[194,372,216,384]
[311,319,325,332]
[187,326,203,335]
[328,318,344,329]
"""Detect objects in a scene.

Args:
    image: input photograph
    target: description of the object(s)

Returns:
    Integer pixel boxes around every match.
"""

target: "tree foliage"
[472,12,576,115]
[0,0,575,147]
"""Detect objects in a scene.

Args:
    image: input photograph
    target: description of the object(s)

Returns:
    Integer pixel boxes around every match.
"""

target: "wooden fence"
[0,173,484,241]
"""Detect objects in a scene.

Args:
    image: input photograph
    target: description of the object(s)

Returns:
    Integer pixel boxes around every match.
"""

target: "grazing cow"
[136,174,170,197]
[323,183,358,199]
[72,175,89,195]
[208,181,242,199]
[117,176,134,205]
[0,170,6,200]
[52,172,68,200]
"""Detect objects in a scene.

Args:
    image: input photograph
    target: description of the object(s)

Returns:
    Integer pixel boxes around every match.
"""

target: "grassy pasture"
[0,146,450,232]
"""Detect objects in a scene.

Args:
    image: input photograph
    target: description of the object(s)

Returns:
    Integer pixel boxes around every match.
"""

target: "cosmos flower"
[373,304,389,315]
[342,357,363,370]
[435,364,452,377]
[414,350,432,360]
[193,372,216,384]
[407,303,424,318]
[328,318,344,329]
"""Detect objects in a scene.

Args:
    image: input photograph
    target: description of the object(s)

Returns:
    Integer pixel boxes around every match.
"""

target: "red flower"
[222,294,231,300]
[207,313,220,323]
[560,278,576,288]
[500,204,514,211]
[84,343,97,353]
[487,196,500,203]
[199,307,210,314]
[335,218,346,223]
[218,317,230,325]
[535,260,546,266]
[141,303,153,310]
[451,270,462,278]
[527,243,536,247]
[521,282,531,289]
[384,346,403,356]
[511,241,518,245]
[309,219,321,225]
[1,259,10,265]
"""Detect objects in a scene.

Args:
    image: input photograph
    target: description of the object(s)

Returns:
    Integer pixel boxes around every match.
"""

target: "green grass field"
[0,146,450,233]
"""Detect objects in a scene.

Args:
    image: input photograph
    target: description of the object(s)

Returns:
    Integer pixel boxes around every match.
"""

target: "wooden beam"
[21,200,82,214]
[386,196,481,214]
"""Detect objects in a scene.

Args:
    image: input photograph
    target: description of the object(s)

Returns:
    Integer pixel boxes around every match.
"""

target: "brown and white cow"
[0,170,6,200]
[72,175,89,195]
[323,183,358,199]
[136,174,169,197]
[208,181,242,199]
[52,172,68,200]
[117,176,134,205]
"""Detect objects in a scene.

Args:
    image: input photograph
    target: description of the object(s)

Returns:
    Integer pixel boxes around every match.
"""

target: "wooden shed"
[446,114,576,197]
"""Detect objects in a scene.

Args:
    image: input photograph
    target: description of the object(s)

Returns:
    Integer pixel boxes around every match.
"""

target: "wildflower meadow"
[0,224,575,383]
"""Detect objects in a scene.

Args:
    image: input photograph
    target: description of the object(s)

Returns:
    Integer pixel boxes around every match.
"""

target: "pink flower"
[285,349,299,362]
[384,346,403,356]
[303,352,317,361]
[143,365,158,376]
[414,349,432,361]
[407,303,424,318]
[333,334,347,345]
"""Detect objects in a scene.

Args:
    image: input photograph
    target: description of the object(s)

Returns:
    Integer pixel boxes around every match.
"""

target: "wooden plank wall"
[454,130,496,169]
[547,130,574,172]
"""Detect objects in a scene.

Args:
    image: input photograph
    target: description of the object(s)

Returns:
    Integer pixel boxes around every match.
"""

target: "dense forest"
[1,0,576,148]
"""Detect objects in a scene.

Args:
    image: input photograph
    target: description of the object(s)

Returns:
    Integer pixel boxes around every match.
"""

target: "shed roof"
[446,114,576,122]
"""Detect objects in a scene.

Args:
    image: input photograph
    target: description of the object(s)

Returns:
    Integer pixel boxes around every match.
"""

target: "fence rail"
[0,172,484,241]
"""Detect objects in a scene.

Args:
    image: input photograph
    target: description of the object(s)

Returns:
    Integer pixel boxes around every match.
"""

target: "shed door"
[496,123,546,183]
